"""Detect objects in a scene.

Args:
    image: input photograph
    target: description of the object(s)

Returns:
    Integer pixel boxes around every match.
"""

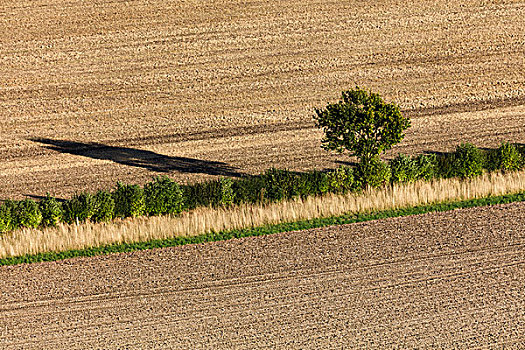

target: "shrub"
[326,166,354,193]
[493,142,522,172]
[296,170,330,198]
[215,177,234,207]
[231,176,266,204]
[0,200,17,232]
[450,143,484,178]
[144,176,184,215]
[390,154,417,183]
[390,154,438,183]
[39,195,64,227]
[414,154,438,180]
[181,184,201,210]
[15,199,43,228]
[63,193,96,224]
[355,157,391,189]
[113,182,145,218]
[262,168,301,202]
[92,190,115,222]
[182,179,228,209]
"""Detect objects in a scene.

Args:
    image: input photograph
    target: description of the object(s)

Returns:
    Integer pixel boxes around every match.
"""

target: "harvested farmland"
[1,0,525,199]
[1,202,524,348]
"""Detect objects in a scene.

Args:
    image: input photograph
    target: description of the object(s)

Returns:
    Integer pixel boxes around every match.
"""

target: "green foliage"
[182,177,234,209]
[491,142,522,172]
[15,199,43,229]
[113,182,145,218]
[296,170,330,198]
[314,87,410,164]
[355,157,391,189]
[0,200,17,232]
[144,176,184,215]
[39,195,64,227]
[216,177,234,207]
[92,190,115,222]
[63,193,96,223]
[390,154,438,183]
[450,143,484,178]
[262,168,301,202]
[325,166,354,193]
[414,154,438,180]
[231,176,266,204]
[390,154,418,183]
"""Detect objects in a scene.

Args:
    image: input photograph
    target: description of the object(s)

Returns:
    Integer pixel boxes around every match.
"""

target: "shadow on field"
[24,194,67,202]
[31,138,243,177]
[334,160,359,167]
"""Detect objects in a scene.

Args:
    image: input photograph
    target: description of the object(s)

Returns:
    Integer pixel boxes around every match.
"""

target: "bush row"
[0,142,523,233]
[0,176,184,232]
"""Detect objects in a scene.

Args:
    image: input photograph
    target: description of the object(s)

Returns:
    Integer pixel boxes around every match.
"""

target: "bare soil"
[1,0,525,199]
[0,202,524,348]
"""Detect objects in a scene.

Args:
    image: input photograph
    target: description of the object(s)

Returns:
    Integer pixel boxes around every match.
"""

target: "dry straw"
[1,170,525,259]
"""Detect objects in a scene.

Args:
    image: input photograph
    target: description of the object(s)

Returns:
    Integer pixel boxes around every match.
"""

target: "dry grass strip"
[1,171,525,259]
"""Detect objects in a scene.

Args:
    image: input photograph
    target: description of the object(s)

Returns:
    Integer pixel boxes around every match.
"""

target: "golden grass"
[1,170,525,259]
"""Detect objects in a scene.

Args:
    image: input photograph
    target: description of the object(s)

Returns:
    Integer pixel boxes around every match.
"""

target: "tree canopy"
[314,87,410,164]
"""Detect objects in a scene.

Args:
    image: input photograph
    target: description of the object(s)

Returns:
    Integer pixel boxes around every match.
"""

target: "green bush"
[492,142,522,172]
[295,170,330,198]
[39,195,64,227]
[262,168,301,202]
[113,182,145,218]
[326,166,354,193]
[450,143,484,178]
[390,154,417,183]
[231,176,266,204]
[414,154,438,180]
[181,183,202,210]
[92,190,115,222]
[518,144,525,160]
[15,199,43,228]
[63,193,96,224]
[182,179,228,209]
[0,200,17,232]
[215,177,234,207]
[144,176,184,215]
[390,154,438,183]
[355,157,391,189]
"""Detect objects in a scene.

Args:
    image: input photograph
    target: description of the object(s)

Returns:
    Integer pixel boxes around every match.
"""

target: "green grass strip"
[2,191,525,266]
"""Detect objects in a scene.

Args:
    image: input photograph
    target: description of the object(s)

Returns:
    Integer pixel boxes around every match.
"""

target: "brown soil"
[1,0,525,199]
[1,202,524,348]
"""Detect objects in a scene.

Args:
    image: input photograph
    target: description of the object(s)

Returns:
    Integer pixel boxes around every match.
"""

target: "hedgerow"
[0,142,522,234]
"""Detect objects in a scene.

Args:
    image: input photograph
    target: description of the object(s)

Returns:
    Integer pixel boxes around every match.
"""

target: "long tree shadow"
[31,138,243,177]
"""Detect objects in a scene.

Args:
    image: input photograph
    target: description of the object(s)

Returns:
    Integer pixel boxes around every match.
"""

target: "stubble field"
[1,0,524,199]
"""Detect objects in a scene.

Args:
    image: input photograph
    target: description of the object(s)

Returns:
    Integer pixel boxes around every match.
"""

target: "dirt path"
[1,0,525,199]
[1,202,524,349]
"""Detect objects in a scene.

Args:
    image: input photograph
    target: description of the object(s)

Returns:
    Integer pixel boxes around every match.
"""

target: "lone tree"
[314,87,410,166]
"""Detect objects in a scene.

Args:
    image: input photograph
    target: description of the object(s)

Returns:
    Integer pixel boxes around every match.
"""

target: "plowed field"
[1,0,525,199]
[1,202,524,348]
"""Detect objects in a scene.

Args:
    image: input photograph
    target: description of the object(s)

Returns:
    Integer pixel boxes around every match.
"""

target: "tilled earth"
[0,202,524,349]
[1,0,525,199]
